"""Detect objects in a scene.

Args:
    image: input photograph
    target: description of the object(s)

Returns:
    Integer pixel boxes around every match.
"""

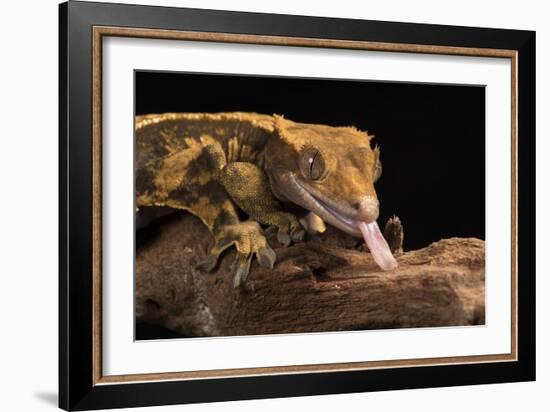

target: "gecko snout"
[354,196,379,222]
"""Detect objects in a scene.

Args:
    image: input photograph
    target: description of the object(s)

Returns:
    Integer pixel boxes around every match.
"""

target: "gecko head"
[265,115,382,234]
[265,115,397,271]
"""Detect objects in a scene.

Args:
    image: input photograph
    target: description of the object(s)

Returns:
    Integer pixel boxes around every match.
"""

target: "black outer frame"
[59,1,535,410]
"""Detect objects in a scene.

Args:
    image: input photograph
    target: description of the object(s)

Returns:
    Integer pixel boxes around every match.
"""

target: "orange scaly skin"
[136,112,402,287]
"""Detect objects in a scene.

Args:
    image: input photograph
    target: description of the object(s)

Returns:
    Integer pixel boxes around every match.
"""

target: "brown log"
[136,212,485,337]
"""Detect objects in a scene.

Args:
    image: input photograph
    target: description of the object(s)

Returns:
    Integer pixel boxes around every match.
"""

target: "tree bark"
[136,212,485,338]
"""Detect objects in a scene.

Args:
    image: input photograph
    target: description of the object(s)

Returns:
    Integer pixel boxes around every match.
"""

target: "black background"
[136,70,486,251]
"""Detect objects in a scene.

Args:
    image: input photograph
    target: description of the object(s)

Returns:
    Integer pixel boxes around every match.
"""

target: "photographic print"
[134,71,485,340]
[60,3,534,408]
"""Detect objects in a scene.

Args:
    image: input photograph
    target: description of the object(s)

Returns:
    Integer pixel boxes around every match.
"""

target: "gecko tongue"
[357,221,398,271]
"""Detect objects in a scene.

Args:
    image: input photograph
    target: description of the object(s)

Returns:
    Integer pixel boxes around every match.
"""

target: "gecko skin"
[136,112,402,287]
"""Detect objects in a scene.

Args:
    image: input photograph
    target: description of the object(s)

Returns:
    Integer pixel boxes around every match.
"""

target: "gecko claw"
[196,254,218,273]
[291,228,305,242]
[266,219,304,247]
[265,225,278,238]
[196,221,278,288]
[231,253,253,288]
[383,215,404,254]
[256,246,276,269]
[265,225,292,247]
[277,231,292,247]
[196,237,233,273]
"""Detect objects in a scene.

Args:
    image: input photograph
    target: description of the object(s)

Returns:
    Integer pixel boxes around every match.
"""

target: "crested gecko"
[136,112,403,287]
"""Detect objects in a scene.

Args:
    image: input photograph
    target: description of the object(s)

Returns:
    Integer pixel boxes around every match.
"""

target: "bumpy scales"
[136,112,403,287]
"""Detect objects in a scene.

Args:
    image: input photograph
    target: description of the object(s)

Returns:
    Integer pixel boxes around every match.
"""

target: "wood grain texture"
[94,26,516,58]
[136,212,485,337]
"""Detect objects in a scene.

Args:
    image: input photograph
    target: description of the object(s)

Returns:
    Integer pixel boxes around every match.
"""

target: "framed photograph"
[59,1,535,410]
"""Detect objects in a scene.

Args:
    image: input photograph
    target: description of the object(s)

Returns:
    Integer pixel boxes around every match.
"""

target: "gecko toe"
[256,245,276,269]
[196,255,218,272]
[196,237,234,273]
[277,231,292,247]
[200,221,277,286]
[232,253,253,288]
[265,225,278,239]
[291,228,305,242]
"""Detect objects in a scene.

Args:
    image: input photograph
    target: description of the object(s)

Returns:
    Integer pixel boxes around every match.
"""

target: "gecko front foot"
[196,221,276,288]
[383,215,404,254]
[265,212,305,247]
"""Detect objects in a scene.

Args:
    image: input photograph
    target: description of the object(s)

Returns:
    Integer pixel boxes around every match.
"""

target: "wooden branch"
[136,213,485,337]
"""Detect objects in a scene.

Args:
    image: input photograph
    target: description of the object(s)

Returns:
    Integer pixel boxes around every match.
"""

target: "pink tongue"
[357,221,398,271]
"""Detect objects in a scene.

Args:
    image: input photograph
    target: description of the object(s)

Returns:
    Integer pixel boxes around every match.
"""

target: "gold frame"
[92,26,518,386]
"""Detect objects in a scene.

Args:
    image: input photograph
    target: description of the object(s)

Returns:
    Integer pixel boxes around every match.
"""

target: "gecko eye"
[299,147,326,181]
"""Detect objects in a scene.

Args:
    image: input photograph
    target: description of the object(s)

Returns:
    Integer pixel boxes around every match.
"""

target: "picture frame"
[59,1,536,410]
